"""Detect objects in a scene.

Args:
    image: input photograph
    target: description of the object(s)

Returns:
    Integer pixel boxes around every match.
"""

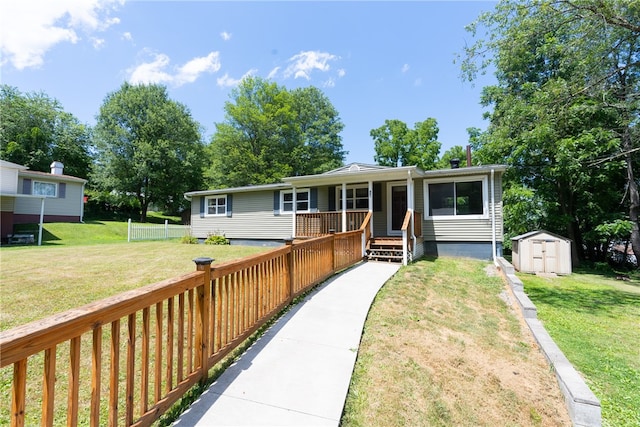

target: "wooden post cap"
[192,257,214,266]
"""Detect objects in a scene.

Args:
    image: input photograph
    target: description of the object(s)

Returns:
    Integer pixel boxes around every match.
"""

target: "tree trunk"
[624,128,640,268]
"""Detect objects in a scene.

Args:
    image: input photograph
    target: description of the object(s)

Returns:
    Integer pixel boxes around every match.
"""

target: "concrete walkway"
[173,261,400,427]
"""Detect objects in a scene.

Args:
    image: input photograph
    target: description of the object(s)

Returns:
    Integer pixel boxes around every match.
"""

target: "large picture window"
[33,181,57,197]
[281,189,310,214]
[206,195,227,216]
[337,186,369,210]
[425,178,487,218]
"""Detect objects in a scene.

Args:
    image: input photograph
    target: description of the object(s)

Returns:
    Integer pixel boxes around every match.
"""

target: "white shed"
[511,230,572,275]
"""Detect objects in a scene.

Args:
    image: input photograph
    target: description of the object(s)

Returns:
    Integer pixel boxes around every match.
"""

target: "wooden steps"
[367,237,404,262]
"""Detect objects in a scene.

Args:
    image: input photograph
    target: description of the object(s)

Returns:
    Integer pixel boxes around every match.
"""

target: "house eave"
[18,170,87,183]
[283,165,426,186]
[184,182,292,198]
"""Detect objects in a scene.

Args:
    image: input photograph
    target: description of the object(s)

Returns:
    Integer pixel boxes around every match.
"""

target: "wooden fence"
[296,211,369,237]
[127,219,191,242]
[0,231,364,427]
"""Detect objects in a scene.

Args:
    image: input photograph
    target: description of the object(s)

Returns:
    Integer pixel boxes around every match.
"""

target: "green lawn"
[520,270,640,427]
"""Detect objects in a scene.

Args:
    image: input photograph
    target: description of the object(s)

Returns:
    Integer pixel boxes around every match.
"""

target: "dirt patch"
[343,258,571,426]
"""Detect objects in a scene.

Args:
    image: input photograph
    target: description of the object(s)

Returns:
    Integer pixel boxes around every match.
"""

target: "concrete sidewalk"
[173,261,400,427]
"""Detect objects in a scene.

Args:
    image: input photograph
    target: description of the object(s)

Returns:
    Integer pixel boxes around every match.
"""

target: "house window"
[33,181,57,197]
[206,195,227,216]
[337,186,369,210]
[425,178,487,218]
[281,189,309,214]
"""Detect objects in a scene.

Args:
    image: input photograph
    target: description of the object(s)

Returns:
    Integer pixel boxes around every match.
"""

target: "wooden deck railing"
[0,232,365,427]
[296,211,369,237]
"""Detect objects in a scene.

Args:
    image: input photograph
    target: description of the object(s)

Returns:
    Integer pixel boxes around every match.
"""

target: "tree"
[371,118,441,170]
[206,77,345,188]
[0,85,92,178]
[93,82,205,221]
[436,145,468,169]
[461,0,638,264]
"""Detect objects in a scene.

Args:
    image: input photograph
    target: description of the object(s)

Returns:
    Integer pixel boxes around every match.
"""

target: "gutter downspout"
[80,182,86,223]
[491,168,497,265]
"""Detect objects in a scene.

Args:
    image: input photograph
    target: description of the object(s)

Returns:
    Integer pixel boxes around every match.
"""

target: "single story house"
[185,163,506,263]
[1,160,87,244]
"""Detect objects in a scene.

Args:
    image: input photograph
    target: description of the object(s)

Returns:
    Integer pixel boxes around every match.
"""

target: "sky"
[0,0,498,165]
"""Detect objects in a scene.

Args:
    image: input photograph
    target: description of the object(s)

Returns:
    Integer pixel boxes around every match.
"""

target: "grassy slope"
[342,257,570,426]
[521,271,640,427]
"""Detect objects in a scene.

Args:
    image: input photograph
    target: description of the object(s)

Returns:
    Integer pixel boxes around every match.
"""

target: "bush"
[204,233,229,245]
[180,234,198,244]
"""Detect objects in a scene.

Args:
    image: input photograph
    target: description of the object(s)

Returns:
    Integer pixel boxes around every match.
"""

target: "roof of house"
[185,162,508,197]
[19,169,87,183]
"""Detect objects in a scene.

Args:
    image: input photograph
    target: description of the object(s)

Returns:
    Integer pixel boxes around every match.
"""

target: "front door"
[388,183,407,235]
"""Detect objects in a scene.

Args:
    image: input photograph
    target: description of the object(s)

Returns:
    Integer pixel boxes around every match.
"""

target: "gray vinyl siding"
[315,186,329,212]
[14,178,83,217]
[190,190,292,240]
[422,172,503,242]
[1,167,19,194]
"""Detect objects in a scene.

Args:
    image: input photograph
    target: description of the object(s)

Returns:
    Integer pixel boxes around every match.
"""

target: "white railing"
[127,218,191,242]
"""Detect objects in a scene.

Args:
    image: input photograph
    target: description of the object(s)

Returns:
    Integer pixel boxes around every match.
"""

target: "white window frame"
[280,188,310,214]
[424,176,488,220]
[33,181,57,197]
[205,195,227,217]
[336,184,369,211]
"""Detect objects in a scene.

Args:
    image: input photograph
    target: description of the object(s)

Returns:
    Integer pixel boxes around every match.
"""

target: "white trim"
[386,181,407,236]
[204,194,228,217]
[423,175,489,220]
[280,188,310,215]
[335,183,370,211]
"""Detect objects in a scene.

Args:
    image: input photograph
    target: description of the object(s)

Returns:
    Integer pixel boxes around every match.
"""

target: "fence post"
[164,220,168,240]
[127,218,131,242]
[193,257,214,384]
[329,229,336,272]
[285,239,295,303]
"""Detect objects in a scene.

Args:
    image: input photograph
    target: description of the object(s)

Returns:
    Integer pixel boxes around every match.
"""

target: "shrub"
[180,234,198,244]
[204,233,229,245]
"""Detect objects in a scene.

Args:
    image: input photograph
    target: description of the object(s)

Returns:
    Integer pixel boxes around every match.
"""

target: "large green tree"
[206,77,345,188]
[371,118,441,170]
[93,83,205,221]
[461,0,638,263]
[0,85,92,178]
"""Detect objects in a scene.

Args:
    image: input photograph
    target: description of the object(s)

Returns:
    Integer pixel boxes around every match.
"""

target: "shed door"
[531,239,558,273]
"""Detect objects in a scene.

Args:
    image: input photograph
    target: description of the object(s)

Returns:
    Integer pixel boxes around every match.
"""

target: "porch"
[295,210,423,264]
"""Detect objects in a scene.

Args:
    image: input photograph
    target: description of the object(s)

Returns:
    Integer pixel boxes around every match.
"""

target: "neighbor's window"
[427,179,486,217]
[206,195,227,216]
[33,181,57,197]
[281,189,310,213]
[338,186,369,210]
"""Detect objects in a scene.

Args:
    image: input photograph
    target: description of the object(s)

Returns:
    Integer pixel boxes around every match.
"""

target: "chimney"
[466,145,472,167]
[50,161,64,175]
[450,158,460,169]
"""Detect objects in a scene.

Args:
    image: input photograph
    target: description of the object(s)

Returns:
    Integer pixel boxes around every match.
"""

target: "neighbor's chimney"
[50,161,64,175]
[450,158,460,169]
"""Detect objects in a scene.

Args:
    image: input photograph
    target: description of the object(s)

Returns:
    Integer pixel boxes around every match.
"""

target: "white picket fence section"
[127,219,191,242]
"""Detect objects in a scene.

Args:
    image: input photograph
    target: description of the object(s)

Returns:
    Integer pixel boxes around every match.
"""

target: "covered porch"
[283,164,425,264]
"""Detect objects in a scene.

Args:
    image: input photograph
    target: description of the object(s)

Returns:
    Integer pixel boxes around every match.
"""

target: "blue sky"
[1,1,497,165]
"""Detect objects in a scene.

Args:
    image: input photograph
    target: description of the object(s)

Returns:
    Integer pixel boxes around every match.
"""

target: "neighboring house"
[1,160,87,241]
[185,162,506,263]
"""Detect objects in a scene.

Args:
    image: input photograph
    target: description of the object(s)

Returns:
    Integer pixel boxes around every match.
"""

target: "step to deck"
[367,238,404,262]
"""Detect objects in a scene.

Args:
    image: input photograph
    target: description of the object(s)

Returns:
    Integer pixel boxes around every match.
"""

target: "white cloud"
[0,0,124,69]
[127,51,221,87]
[91,37,106,49]
[267,66,280,79]
[337,68,346,78]
[220,31,232,41]
[402,63,410,73]
[414,78,423,86]
[284,51,338,80]
[216,69,258,88]
[323,78,336,88]
[122,32,133,42]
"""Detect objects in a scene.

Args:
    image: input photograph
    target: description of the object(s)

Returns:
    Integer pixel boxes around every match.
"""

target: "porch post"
[291,187,297,238]
[368,181,374,237]
[341,183,347,232]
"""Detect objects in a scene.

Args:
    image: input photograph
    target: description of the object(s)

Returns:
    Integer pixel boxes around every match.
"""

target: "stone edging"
[495,257,601,427]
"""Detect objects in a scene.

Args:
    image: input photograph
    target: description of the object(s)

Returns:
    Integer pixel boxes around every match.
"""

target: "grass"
[1,224,272,425]
[341,257,571,426]
[520,269,640,427]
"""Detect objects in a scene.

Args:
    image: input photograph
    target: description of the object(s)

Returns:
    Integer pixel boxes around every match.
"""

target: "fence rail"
[1,231,364,427]
[127,219,191,242]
